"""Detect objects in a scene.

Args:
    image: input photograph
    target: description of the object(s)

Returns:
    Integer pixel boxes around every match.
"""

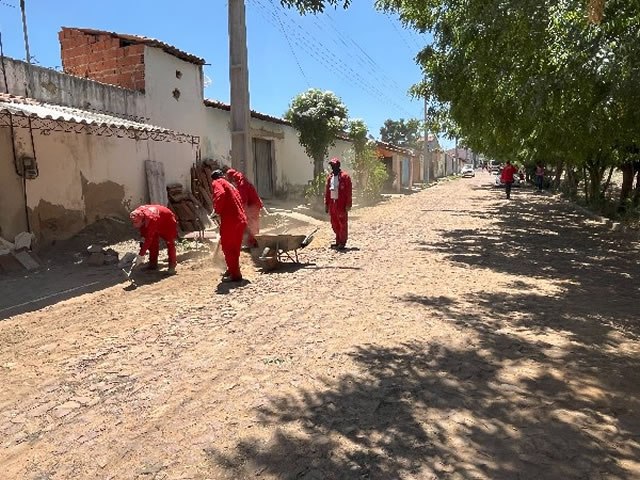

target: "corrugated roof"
[63,27,206,66]
[0,93,170,132]
[204,99,291,126]
[204,98,352,142]
[0,94,197,145]
[377,141,417,157]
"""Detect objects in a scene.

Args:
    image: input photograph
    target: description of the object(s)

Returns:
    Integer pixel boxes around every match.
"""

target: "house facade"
[376,141,418,192]
[0,27,353,243]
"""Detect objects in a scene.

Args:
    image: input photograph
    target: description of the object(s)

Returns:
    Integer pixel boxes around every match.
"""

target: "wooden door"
[252,138,274,198]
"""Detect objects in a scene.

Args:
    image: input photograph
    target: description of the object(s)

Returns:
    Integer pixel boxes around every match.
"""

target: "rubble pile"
[0,232,40,273]
[85,244,119,266]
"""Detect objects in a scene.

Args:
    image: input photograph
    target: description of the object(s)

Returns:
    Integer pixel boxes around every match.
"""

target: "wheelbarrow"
[253,227,318,271]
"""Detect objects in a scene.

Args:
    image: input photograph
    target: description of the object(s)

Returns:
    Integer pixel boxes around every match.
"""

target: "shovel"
[121,257,138,283]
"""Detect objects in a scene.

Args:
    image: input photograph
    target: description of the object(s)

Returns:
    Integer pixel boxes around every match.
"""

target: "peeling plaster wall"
[4,57,145,118]
[0,126,193,244]
[0,128,28,240]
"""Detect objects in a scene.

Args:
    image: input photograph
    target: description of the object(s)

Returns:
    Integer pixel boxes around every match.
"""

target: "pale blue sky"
[0,0,443,143]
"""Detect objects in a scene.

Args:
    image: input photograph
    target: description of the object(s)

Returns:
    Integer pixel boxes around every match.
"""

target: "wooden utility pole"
[228,0,253,180]
[19,0,31,64]
[423,96,430,185]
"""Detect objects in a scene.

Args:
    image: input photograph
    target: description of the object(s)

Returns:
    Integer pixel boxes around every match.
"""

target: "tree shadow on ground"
[206,336,637,479]
[417,189,640,340]
[205,190,639,479]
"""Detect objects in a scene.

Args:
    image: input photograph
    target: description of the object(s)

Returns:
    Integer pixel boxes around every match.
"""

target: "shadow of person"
[216,278,251,294]
[122,269,174,291]
[336,246,360,253]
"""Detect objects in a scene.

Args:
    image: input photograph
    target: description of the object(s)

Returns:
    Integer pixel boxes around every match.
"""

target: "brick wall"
[59,28,146,92]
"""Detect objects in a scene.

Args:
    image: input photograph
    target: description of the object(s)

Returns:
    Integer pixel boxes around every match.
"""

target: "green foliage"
[375,0,640,208]
[285,88,349,179]
[380,118,421,149]
[304,172,328,204]
[349,118,368,155]
[352,143,389,202]
[279,0,350,14]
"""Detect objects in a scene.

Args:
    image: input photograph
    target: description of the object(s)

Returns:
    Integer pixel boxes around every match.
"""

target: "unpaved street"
[1,173,639,480]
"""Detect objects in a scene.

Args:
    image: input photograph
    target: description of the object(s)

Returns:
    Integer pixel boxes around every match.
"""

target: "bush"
[304,172,327,205]
[352,143,389,202]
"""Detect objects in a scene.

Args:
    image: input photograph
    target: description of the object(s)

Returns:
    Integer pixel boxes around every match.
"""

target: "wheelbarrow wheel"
[258,247,279,271]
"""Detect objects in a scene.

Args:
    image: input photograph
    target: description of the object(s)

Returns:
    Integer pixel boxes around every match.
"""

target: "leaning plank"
[145,160,168,205]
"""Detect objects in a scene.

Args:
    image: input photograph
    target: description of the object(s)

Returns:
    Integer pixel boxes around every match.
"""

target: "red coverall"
[132,205,178,268]
[501,164,518,199]
[226,168,264,247]
[212,177,247,280]
[324,170,353,247]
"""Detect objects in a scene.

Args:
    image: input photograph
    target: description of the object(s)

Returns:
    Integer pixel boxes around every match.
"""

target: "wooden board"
[145,160,168,205]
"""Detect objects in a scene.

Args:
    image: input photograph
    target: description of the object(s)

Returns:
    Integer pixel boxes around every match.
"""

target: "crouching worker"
[226,168,264,248]
[129,205,178,274]
[211,169,248,282]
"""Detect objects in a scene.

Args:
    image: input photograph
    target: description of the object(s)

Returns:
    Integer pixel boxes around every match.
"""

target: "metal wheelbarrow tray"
[253,228,317,270]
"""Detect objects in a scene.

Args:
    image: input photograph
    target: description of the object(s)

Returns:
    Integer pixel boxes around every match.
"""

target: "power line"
[258,0,415,116]
[264,0,311,87]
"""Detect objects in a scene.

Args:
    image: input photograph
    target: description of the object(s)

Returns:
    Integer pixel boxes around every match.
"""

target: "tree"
[284,88,349,180]
[284,0,640,210]
[376,0,640,208]
[349,119,388,202]
[380,118,421,149]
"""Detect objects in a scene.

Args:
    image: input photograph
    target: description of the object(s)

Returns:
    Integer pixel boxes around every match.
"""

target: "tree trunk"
[313,155,324,180]
[585,156,606,206]
[618,162,634,210]
[601,166,615,198]
[565,167,579,197]
[553,160,564,190]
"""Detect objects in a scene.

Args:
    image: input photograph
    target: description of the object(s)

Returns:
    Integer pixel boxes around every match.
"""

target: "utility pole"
[19,0,31,65]
[423,96,430,185]
[228,0,253,180]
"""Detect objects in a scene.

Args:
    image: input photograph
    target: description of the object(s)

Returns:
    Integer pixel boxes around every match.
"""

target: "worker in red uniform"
[129,205,178,274]
[226,168,264,248]
[500,160,518,199]
[211,169,247,282]
[324,158,352,249]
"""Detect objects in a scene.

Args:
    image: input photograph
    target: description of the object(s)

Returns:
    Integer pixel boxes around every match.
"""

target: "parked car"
[461,164,475,177]
[494,170,523,188]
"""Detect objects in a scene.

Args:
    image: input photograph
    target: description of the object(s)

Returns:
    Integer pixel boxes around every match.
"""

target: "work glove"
[132,254,145,268]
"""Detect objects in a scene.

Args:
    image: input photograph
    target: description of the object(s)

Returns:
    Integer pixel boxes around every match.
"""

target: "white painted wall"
[144,47,206,139]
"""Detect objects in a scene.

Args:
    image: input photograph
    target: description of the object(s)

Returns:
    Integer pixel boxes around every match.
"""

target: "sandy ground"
[1,172,639,480]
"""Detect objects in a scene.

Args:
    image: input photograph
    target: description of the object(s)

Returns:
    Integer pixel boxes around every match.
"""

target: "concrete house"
[376,141,417,192]
[0,27,353,243]
[58,28,353,199]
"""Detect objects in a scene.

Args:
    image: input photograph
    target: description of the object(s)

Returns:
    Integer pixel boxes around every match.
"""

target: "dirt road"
[1,173,639,479]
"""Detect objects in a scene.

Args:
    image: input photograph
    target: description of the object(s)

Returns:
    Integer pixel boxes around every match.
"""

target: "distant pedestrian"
[500,160,518,199]
[211,169,248,282]
[129,205,178,274]
[535,163,545,191]
[226,168,264,248]
[324,158,352,249]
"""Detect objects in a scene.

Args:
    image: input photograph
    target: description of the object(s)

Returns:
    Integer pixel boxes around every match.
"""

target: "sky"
[0,0,448,145]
